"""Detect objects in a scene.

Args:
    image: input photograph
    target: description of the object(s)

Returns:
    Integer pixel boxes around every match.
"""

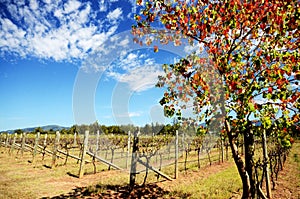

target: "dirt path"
[271,142,300,199]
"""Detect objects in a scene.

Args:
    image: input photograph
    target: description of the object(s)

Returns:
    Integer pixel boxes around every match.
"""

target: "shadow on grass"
[41,183,191,199]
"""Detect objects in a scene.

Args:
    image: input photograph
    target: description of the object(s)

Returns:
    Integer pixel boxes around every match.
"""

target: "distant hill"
[1,125,69,134]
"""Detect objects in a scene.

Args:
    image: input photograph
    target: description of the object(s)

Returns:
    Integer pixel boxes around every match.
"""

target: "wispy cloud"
[117,66,163,92]
[115,111,142,118]
[184,42,204,54]
[106,51,164,92]
[107,8,123,24]
[0,0,126,61]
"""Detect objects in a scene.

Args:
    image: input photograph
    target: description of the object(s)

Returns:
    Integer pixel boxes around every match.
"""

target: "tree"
[133,0,299,198]
[14,129,24,135]
[69,125,77,135]
[142,124,152,135]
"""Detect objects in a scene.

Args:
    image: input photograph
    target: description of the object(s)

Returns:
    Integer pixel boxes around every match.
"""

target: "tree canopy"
[133,0,299,198]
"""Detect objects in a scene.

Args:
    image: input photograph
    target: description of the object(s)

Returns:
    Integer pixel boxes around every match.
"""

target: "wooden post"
[42,133,47,161]
[221,138,224,163]
[32,132,40,163]
[262,129,272,198]
[79,130,89,178]
[5,133,10,149]
[174,130,179,179]
[96,130,100,154]
[126,131,131,169]
[21,132,26,156]
[52,131,60,168]
[43,133,47,146]
[130,128,139,189]
[73,132,77,146]
[10,133,16,155]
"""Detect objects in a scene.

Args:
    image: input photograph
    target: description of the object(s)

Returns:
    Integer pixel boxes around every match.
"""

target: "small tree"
[133,0,299,198]
[34,127,44,134]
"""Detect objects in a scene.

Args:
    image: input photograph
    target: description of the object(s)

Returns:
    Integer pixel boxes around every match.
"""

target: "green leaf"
[248,103,255,112]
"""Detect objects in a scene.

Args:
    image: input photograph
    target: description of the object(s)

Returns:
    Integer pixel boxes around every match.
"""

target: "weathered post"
[262,129,272,199]
[221,138,224,163]
[5,133,9,148]
[73,132,77,146]
[130,128,139,190]
[10,133,16,155]
[96,130,100,154]
[43,133,47,146]
[21,132,26,156]
[51,131,60,168]
[126,131,131,169]
[32,132,40,163]
[41,133,48,161]
[174,130,179,179]
[79,130,89,178]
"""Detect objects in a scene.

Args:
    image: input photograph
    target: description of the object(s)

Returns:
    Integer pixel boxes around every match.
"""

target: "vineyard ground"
[0,141,299,199]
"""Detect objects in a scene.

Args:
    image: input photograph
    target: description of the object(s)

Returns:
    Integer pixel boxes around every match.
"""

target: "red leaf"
[268,87,273,93]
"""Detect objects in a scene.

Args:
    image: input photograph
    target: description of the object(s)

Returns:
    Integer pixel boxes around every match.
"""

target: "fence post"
[43,133,47,146]
[262,129,272,198]
[130,128,139,190]
[10,133,16,155]
[21,132,26,156]
[52,131,60,168]
[221,138,224,163]
[73,132,77,146]
[126,131,131,169]
[79,130,89,178]
[32,132,40,163]
[96,130,100,154]
[5,133,9,148]
[174,130,179,179]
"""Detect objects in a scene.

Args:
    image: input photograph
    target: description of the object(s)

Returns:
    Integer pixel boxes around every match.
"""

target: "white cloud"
[43,0,51,4]
[129,112,142,117]
[111,60,160,91]
[119,38,130,47]
[126,53,138,62]
[116,112,142,118]
[117,66,164,92]
[85,48,164,92]
[0,0,164,93]
[107,8,123,23]
[184,42,204,54]
[64,0,81,14]
[29,0,39,10]
[0,0,124,62]
[99,0,107,12]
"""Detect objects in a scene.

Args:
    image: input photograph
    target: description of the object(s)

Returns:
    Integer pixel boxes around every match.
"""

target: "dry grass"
[0,141,299,198]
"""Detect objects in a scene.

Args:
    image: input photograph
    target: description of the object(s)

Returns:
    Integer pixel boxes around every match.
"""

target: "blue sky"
[0,0,200,131]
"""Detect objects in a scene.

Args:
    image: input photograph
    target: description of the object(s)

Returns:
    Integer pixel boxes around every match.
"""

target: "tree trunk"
[142,157,150,186]
[225,121,251,199]
[197,148,201,169]
[130,128,139,190]
[243,128,256,197]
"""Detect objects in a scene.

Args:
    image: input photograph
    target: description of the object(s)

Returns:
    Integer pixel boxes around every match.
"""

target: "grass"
[0,144,240,198]
[0,140,299,198]
[0,146,121,199]
[173,166,241,199]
